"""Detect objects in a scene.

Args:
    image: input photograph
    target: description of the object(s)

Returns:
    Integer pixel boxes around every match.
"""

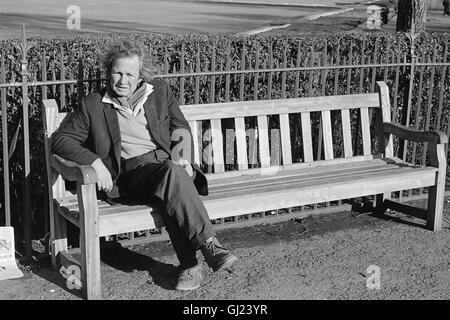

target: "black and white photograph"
[0,0,449,307]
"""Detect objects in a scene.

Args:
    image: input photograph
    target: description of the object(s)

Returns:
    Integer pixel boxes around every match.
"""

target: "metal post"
[401,33,417,160]
[12,24,35,262]
[1,50,11,226]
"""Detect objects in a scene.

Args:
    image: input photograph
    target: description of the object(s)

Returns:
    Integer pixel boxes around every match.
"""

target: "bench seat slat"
[63,202,151,214]
[56,196,79,205]
[207,157,396,186]
[209,166,407,196]
[204,167,438,219]
[206,166,435,199]
[208,161,408,192]
[98,209,162,237]
[56,203,162,237]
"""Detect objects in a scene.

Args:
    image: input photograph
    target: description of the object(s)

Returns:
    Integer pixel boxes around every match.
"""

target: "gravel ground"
[1,197,450,301]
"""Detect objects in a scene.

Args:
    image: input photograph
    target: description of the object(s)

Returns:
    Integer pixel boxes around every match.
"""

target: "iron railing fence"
[0,27,449,258]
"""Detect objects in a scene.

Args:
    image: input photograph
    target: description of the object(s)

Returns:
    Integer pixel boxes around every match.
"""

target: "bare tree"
[396,0,430,33]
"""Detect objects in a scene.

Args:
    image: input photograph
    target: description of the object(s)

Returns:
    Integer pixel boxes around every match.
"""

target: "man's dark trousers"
[117,151,215,268]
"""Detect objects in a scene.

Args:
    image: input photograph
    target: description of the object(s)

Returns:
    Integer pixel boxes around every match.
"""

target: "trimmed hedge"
[0,31,449,242]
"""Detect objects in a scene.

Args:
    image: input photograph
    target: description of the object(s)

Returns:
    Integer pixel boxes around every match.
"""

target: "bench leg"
[51,209,68,269]
[375,192,391,215]
[427,143,446,232]
[77,183,101,300]
[426,175,445,232]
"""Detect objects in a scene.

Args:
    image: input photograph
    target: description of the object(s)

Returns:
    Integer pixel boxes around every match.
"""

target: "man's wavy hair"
[100,40,156,82]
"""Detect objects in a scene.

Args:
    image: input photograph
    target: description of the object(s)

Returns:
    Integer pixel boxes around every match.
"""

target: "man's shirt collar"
[102,83,154,116]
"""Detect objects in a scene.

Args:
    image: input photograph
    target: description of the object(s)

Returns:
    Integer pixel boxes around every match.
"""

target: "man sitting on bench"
[51,40,238,291]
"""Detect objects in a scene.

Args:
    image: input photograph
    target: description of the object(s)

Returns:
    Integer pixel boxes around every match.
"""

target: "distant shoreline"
[0,0,342,41]
[199,0,340,9]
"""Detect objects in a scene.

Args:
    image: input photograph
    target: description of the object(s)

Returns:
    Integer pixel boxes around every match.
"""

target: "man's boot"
[200,236,238,272]
[175,263,203,290]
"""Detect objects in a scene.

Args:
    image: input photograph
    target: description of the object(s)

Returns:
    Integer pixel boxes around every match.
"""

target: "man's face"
[109,54,141,99]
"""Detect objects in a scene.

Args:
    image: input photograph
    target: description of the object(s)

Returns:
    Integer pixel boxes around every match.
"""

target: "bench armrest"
[50,154,97,185]
[383,123,448,145]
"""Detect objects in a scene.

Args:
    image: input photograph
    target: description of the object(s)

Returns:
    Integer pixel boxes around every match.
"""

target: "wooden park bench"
[42,81,447,300]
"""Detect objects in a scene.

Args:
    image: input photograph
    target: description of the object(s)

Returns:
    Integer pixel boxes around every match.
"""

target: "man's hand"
[91,158,113,192]
[172,158,194,177]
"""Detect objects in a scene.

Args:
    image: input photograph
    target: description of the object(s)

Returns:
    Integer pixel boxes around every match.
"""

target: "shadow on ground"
[30,241,180,298]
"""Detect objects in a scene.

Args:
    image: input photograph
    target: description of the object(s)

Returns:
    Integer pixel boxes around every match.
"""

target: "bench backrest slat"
[210,119,225,173]
[257,115,271,168]
[376,81,394,157]
[279,114,292,165]
[188,120,201,165]
[360,107,372,156]
[321,110,334,160]
[180,93,381,120]
[341,109,353,158]
[235,117,248,170]
[301,112,314,162]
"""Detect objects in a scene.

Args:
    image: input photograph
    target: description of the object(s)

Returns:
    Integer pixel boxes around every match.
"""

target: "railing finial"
[11,24,36,76]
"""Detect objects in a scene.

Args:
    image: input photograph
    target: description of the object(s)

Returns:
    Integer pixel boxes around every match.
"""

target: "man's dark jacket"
[51,79,208,196]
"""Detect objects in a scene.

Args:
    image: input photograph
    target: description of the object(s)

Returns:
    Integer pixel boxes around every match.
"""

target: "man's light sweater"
[102,83,157,159]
